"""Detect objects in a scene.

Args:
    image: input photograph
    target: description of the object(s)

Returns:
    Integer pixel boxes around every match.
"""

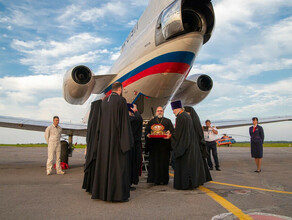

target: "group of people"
[44,81,265,202]
[81,82,213,202]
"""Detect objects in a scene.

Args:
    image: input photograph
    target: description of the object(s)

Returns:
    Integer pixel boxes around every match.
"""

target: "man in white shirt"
[203,120,221,171]
[45,116,64,175]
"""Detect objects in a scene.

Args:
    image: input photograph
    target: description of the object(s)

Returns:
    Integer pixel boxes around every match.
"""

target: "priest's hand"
[131,104,138,112]
[147,134,150,138]
[164,130,171,139]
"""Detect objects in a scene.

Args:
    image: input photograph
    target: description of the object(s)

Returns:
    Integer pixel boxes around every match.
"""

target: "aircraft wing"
[212,116,292,129]
[92,74,117,94]
[0,116,87,137]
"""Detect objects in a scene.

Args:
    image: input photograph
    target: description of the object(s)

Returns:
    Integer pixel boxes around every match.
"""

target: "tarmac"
[0,146,292,220]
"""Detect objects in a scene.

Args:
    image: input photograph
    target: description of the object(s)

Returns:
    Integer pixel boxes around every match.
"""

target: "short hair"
[53,116,59,120]
[205,119,211,123]
[252,117,258,122]
[112,81,123,91]
[156,106,164,111]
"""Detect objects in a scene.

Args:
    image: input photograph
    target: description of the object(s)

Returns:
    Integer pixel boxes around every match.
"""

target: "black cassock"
[171,111,207,190]
[184,106,212,182]
[145,117,174,185]
[82,100,102,193]
[129,111,143,185]
[91,92,133,202]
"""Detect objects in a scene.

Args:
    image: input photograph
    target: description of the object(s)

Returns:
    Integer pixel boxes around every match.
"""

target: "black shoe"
[209,167,213,170]
[254,170,261,173]
[130,186,136,191]
[216,168,221,171]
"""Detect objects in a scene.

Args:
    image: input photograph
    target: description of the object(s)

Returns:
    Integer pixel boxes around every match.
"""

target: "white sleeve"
[45,127,50,143]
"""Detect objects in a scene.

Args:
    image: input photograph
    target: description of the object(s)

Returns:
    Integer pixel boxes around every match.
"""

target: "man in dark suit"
[249,117,264,173]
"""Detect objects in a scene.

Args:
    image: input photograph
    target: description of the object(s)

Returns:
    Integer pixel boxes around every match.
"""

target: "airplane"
[0,0,291,162]
[63,0,215,119]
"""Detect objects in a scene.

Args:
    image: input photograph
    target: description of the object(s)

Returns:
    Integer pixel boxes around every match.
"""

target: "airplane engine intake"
[155,0,214,46]
[197,74,213,92]
[63,65,95,105]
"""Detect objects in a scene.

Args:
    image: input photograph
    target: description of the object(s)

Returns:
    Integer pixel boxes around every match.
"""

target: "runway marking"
[169,173,252,219]
[210,181,292,195]
[199,186,253,220]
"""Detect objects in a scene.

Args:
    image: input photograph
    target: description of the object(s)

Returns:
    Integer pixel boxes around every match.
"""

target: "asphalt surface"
[0,146,292,220]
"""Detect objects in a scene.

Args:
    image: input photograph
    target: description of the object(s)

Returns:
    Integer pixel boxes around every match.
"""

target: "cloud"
[214,0,292,34]
[194,7,292,81]
[194,77,292,120]
[10,33,110,74]
[110,51,120,61]
[128,19,137,27]
[94,65,111,75]
[0,74,62,104]
[58,2,128,24]
[37,97,89,123]
[0,8,34,27]
[130,0,149,7]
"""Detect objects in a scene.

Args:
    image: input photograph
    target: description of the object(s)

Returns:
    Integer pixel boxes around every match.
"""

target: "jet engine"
[155,0,215,46]
[63,65,95,105]
[171,74,213,105]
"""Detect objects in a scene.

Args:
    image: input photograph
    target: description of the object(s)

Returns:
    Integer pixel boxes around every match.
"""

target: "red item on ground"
[53,162,69,170]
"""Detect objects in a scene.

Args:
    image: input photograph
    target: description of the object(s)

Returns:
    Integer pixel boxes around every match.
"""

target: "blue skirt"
[251,141,263,158]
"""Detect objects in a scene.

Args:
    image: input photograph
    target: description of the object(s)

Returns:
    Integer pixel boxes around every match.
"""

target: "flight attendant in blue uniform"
[249,117,264,173]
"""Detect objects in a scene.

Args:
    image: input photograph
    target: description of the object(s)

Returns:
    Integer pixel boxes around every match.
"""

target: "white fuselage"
[63,0,215,119]
[101,0,209,117]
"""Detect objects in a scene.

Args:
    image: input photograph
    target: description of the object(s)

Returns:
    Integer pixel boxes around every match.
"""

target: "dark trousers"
[206,141,220,169]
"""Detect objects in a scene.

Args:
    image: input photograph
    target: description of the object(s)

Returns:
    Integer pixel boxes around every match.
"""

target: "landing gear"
[67,135,74,157]
[60,141,69,163]
[60,134,74,164]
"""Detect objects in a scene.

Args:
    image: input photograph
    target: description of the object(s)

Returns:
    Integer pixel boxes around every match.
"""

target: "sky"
[0,0,291,144]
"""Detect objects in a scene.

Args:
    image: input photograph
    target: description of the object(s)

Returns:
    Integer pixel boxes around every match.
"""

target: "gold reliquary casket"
[149,124,167,138]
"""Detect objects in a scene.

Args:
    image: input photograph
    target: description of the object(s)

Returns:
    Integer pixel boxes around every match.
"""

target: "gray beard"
[157,115,163,118]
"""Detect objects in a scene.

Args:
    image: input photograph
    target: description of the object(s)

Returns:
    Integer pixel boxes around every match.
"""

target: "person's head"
[252,117,258,126]
[205,119,211,127]
[53,116,59,126]
[112,81,123,96]
[184,106,192,116]
[156,106,164,118]
[171,100,182,116]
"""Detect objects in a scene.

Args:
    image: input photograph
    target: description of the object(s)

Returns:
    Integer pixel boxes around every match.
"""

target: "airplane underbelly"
[124,73,183,102]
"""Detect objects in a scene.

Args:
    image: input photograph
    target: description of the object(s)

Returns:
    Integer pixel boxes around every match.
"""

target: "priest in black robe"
[128,104,143,188]
[184,106,212,182]
[91,82,133,202]
[170,101,207,190]
[145,106,174,185]
[82,99,102,193]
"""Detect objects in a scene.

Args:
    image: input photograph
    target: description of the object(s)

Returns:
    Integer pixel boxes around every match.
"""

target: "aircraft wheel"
[60,140,69,164]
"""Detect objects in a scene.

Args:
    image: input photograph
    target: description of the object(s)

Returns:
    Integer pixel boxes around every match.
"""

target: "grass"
[222,142,292,148]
